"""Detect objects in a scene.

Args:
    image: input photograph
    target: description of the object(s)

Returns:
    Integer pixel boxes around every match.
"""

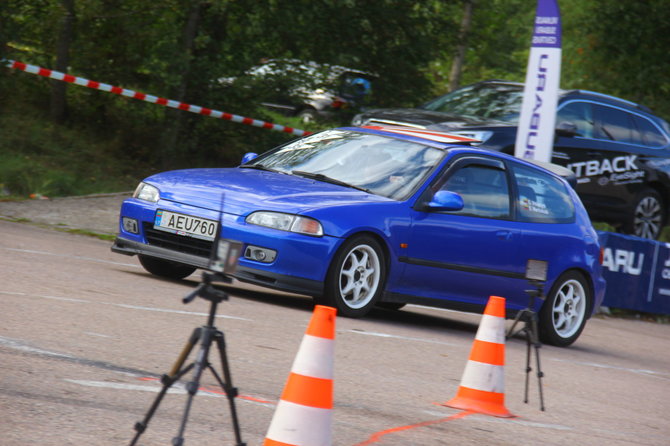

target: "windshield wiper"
[240,163,276,172]
[291,170,371,193]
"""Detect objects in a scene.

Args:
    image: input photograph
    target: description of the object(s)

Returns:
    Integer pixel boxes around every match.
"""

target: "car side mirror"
[426,190,464,212]
[241,152,258,164]
[555,121,579,137]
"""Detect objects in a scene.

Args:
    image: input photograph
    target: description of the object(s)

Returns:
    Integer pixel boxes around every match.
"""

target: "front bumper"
[112,198,338,296]
[112,236,323,296]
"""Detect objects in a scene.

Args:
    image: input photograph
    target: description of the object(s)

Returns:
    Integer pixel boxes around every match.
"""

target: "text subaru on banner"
[514,0,562,162]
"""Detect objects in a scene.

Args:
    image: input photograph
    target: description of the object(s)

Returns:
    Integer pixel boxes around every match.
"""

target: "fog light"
[244,245,277,263]
[122,217,139,234]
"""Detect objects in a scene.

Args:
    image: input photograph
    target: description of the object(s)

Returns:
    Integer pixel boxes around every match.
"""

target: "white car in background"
[221,59,375,123]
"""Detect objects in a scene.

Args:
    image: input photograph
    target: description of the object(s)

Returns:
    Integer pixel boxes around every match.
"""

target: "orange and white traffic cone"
[442,295,514,418]
[264,305,336,446]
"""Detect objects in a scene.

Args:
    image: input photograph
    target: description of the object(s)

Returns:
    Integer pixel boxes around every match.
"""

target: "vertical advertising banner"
[514,0,562,163]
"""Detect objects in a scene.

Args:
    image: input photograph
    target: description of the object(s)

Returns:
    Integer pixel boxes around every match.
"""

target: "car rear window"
[632,115,669,147]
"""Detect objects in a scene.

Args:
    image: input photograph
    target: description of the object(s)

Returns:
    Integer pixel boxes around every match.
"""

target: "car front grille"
[143,223,213,258]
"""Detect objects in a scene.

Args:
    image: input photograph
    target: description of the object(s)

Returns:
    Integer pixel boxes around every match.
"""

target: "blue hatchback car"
[112,125,605,346]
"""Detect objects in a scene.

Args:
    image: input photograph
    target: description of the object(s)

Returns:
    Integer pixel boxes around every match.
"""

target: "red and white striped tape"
[4,59,311,137]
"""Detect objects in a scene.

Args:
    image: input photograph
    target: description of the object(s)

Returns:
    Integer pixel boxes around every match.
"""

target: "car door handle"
[496,230,513,241]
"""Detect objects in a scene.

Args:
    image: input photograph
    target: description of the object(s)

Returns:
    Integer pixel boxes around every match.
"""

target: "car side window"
[594,104,638,144]
[512,164,575,223]
[632,114,669,148]
[441,164,510,219]
[557,101,594,138]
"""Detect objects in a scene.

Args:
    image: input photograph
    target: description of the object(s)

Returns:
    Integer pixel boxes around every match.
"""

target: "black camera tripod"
[129,272,246,446]
[506,279,546,411]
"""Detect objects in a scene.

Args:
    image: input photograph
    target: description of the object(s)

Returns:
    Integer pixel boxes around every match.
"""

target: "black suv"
[352,80,670,239]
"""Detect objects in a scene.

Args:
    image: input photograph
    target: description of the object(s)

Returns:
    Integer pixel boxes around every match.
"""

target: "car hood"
[146,167,389,215]
[358,107,503,128]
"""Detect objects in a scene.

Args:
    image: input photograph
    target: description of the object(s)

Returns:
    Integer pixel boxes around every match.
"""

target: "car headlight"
[449,130,493,144]
[133,182,160,203]
[246,211,323,236]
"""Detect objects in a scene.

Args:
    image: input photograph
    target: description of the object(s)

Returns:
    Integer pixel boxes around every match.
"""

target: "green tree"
[50,0,75,123]
[563,0,670,118]
[425,0,533,97]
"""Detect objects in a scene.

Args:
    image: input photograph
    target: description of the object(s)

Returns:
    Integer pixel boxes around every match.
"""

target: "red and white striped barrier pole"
[4,59,311,137]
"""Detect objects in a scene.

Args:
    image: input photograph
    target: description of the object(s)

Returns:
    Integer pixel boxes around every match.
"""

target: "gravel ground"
[0,192,131,236]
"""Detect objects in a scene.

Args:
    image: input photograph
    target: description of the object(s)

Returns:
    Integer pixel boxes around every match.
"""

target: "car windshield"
[422,83,525,123]
[245,129,444,200]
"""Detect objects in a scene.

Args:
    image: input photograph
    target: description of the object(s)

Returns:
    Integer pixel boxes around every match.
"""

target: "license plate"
[154,210,218,241]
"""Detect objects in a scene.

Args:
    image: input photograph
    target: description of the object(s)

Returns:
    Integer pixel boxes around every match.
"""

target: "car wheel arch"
[318,231,392,317]
[622,186,667,239]
[558,268,596,316]
[334,230,392,272]
[539,268,595,347]
[646,181,668,213]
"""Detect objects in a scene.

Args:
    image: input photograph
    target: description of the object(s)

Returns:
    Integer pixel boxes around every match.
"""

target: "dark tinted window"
[557,101,595,138]
[423,84,524,123]
[512,164,574,223]
[594,104,637,143]
[632,115,668,147]
[442,165,510,218]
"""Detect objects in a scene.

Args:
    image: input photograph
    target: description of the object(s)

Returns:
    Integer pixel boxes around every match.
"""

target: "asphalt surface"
[1,196,669,445]
[0,192,131,236]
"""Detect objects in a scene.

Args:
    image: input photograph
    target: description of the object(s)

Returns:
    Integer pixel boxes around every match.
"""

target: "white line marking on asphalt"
[478,415,573,430]
[111,302,252,320]
[1,247,140,267]
[0,336,75,359]
[84,332,115,338]
[346,329,460,346]
[36,294,90,303]
[551,358,670,378]
[64,379,276,407]
[64,379,196,395]
[0,290,252,321]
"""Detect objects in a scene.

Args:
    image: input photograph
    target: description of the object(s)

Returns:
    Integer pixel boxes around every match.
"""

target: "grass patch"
[604,307,669,324]
[0,103,152,198]
[0,216,115,241]
[0,216,31,223]
[62,228,116,241]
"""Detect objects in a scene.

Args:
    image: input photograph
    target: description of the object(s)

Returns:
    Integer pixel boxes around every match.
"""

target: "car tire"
[320,235,386,318]
[297,108,318,124]
[138,255,197,280]
[623,189,665,240]
[538,271,591,347]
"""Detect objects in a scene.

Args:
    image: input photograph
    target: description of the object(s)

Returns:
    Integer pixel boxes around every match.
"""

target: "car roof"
[473,79,657,117]
[352,124,480,146]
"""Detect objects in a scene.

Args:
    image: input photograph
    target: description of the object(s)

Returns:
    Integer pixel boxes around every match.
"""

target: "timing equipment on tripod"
[129,192,247,445]
[506,259,548,411]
